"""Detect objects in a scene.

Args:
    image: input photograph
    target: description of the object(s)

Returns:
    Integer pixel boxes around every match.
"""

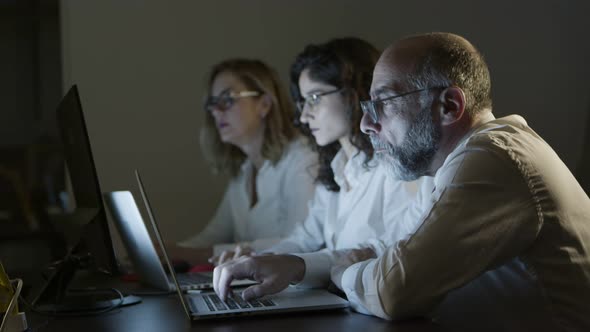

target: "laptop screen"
[134,169,193,319]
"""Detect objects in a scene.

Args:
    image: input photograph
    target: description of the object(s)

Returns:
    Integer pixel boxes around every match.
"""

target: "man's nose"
[360,112,381,135]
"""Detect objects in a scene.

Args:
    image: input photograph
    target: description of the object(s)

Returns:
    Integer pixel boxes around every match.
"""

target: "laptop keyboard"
[176,272,212,285]
[203,293,276,311]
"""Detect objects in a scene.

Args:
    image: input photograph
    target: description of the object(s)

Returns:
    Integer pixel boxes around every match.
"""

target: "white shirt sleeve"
[176,186,234,249]
[265,185,330,254]
[337,139,541,320]
[294,247,357,288]
[344,175,433,257]
[281,162,430,289]
[293,175,432,289]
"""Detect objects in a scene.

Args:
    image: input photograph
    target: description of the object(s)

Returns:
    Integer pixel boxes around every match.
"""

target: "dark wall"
[0,0,64,273]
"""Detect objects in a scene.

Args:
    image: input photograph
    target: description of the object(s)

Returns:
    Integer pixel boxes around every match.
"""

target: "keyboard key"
[204,293,274,312]
[202,296,216,311]
[225,298,239,310]
[207,294,228,311]
[259,299,276,307]
[249,299,263,308]
[232,296,251,309]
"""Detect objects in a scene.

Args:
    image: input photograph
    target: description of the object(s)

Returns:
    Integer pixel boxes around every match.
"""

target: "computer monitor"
[56,84,118,273]
[32,84,120,307]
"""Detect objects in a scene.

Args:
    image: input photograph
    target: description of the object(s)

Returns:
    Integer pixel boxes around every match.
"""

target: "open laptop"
[104,190,255,291]
[135,169,349,319]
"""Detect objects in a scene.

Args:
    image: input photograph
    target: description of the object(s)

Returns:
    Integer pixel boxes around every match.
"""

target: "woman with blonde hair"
[168,59,317,266]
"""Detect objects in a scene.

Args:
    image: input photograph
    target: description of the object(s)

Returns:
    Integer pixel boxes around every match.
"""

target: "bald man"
[338,32,590,331]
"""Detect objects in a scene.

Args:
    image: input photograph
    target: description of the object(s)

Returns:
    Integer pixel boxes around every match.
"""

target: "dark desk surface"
[27,295,446,332]
[25,274,446,332]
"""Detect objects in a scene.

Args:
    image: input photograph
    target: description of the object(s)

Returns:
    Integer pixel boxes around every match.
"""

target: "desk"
[25,275,446,332]
[28,294,445,332]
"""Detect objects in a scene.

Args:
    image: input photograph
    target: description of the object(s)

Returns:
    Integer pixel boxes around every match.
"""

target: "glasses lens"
[310,94,324,106]
[218,96,234,110]
[360,101,378,123]
[204,93,235,113]
[204,97,218,113]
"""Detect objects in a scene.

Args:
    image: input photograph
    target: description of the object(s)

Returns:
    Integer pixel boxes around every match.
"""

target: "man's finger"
[212,265,221,296]
[216,265,235,301]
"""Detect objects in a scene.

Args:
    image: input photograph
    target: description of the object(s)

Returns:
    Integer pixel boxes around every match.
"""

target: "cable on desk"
[19,287,125,317]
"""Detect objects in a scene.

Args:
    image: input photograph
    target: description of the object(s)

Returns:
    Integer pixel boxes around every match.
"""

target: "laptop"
[104,190,255,291]
[134,169,350,319]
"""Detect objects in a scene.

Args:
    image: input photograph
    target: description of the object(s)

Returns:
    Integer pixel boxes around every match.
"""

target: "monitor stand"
[32,251,141,313]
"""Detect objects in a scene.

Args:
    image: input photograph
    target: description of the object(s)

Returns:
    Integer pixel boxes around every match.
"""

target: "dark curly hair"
[290,37,380,192]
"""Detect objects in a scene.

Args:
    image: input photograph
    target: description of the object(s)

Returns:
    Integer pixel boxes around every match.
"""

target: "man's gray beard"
[371,108,441,181]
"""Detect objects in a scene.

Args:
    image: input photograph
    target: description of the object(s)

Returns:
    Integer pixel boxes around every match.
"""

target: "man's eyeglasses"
[360,87,444,123]
[204,90,260,113]
[296,88,343,113]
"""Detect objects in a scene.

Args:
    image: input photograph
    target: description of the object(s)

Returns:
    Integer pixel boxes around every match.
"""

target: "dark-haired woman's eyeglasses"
[204,90,260,113]
[296,88,343,113]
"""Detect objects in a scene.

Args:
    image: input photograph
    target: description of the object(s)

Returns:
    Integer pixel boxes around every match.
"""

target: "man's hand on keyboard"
[213,255,305,302]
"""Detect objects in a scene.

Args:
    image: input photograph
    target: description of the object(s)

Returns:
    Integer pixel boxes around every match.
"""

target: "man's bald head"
[378,32,492,116]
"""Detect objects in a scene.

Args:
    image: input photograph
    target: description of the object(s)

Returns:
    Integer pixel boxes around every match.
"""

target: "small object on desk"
[0,263,28,332]
[0,263,16,315]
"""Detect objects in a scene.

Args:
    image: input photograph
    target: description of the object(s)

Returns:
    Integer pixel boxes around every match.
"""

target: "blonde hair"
[200,59,297,177]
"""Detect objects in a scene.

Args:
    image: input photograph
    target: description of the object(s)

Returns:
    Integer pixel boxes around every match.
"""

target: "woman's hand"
[209,244,255,266]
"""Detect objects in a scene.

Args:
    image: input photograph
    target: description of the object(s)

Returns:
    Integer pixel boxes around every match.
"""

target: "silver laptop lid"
[103,191,171,291]
[134,169,193,320]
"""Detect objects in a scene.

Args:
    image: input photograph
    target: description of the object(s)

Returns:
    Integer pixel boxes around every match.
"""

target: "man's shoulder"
[470,113,524,135]
[461,114,539,153]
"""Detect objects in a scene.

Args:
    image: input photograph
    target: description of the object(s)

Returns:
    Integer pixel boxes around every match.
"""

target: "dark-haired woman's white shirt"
[177,137,318,255]
[266,148,432,287]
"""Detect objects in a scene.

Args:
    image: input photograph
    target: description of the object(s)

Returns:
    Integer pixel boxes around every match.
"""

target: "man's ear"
[438,87,466,125]
[258,94,272,119]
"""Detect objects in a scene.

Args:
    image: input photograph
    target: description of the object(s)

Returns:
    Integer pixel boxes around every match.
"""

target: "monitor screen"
[55,84,118,274]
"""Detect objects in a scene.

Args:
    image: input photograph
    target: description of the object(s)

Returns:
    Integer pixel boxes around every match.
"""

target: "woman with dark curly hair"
[250,38,427,279]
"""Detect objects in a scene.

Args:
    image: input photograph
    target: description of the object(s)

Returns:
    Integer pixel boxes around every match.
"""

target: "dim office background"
[2,0,590,267]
